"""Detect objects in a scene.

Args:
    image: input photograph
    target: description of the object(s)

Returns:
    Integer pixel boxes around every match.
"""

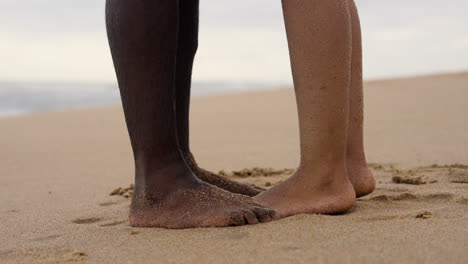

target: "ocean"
[0,81,285,117]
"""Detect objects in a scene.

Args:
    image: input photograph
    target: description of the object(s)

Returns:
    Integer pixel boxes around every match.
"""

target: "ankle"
[134,156,196,192]
[297,160,349,187]
[179,149,193,159]
[135,151,185,173]
[299,155,347,173]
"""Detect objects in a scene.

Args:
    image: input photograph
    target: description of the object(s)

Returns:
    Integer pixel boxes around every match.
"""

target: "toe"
[252,207,272,222]
[243,186,262,197]
[252,185,267,192]
[242,210,259,225]
[268,209,278,220]
[228,211,247,226]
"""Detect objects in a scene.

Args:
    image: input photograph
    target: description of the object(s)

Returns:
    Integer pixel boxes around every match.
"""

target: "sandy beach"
[1,72,467,263]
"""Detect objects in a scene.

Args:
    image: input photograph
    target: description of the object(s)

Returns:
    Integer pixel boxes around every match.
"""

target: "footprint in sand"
[72,217,103,224]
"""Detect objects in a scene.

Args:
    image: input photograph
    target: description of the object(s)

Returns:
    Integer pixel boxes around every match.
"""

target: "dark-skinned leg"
[174,0,264,196]
[106,0,274,228]
[346,0,375,197]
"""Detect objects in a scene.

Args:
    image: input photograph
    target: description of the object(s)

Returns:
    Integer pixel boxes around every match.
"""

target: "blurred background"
[1,0,467,116]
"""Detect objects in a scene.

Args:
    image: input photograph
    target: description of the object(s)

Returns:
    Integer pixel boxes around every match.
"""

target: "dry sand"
[1,72,467,263]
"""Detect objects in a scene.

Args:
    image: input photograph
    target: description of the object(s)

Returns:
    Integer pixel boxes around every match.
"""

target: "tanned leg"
[106,0,275,228]
[346,0,375,197]
[254,0,356,218]
[174,0,264,196]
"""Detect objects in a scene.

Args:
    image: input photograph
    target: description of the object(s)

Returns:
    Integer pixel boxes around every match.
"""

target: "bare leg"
[254,0,356,218]
[346,0,375,197]
[174,0,264,196]
[106,0,274,228]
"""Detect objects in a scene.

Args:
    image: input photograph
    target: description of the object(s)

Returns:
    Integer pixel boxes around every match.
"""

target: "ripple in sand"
[368,163,384,170]
[99,220,127,227]
[368,193,418,202]
[415,211,432,219]
[456,197,468,204]
[110,185,134,198]
[367,192,454,202]
[72,217,103,224]
[0,249,13,256]
[375,187,410,192]
[423,193,454,201]
[66,251,88,262]
[43,250,88,263]
[392,176,426,185]
[31,234,62,242]
[226,231,249,240]
[219,168,295,178]
[428,163,468,169]
[282,246,301,251]
[99,201,120,207]
[448,168,468,184]
[362,215,399,221]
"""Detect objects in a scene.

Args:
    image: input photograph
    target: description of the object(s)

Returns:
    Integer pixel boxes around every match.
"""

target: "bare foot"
[184,153,265,197]
[130,164,275,229]
[347,160,376,198]
[254,167,356,218]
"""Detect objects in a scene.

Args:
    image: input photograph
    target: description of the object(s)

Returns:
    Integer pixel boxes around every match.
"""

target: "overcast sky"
[1,0,467,83]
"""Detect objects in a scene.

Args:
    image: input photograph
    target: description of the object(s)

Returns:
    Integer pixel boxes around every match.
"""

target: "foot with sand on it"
[105,0,275,228]
[254,0,374,217]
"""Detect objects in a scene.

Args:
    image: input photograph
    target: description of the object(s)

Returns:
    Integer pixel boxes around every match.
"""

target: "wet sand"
[1,72,467,263]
